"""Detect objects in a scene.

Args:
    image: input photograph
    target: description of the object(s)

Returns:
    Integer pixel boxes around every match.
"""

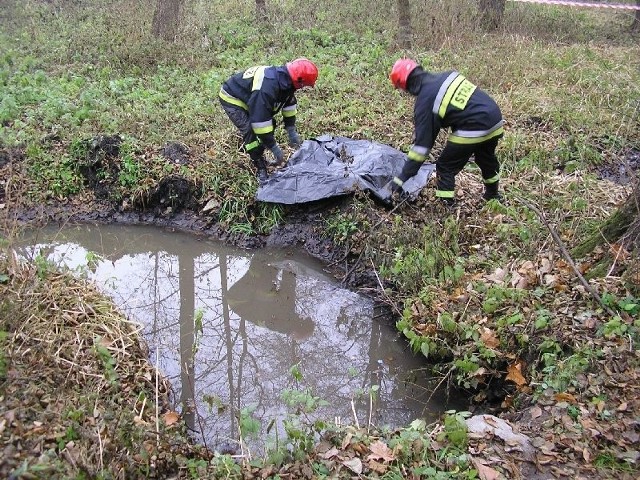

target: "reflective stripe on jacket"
[408,70,503,162]
[219,65,297,147]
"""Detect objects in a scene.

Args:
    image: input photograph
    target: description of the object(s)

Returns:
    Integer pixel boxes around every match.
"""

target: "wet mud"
[597,148,640,185]
[76,134,123,199]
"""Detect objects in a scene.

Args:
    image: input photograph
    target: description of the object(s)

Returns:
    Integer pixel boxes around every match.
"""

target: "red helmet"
[390,58,419,90]
[286,58,319,89]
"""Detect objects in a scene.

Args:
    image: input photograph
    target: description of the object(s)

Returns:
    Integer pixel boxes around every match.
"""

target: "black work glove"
[385,177,404,194]
[384,176,414,205]
[391,177,404,193]
[399,159,422,182]
[286,126,301,147]
[270,144,284,165]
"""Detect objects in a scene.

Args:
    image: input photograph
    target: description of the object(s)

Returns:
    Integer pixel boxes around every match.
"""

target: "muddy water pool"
[20,223,463,452]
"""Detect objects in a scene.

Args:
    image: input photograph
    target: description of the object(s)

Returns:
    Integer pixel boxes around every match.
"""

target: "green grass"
[1,1,640,475]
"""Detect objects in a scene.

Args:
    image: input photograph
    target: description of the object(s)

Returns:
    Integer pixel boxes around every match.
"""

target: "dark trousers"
[219,101,265,160]
[436,137,501,196]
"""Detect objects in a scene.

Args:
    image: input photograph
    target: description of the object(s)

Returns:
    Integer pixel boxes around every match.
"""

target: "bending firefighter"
[219,58,319,182]
[388,58,504,204]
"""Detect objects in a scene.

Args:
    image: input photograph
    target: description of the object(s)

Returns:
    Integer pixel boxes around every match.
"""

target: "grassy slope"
[1,0,640,478]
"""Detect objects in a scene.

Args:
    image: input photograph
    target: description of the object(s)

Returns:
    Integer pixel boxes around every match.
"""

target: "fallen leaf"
[342,457,362,474]
[163,411,179,426]
[367,459,388,474]
[480,327,500,349]
[505,362,527,387]
[353,442,367,454]
[553,283,569,292]
[539,258,552,274]
[537,454,555,465]
[133,415,147,426]
[322,447,340,459]
[484,416,499,427]
[487,268,506,284]
[341,432,353,450]
[143,440,155,454]
[554,392,577,404]
[518,260,535,274]
[510,271,529,289]
[472,458,501,480]
[616,450,640,463]
[367,440,395,463]
[530,406,543,419]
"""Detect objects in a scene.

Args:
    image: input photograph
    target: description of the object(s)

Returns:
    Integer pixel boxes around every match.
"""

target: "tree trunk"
[478,0,506,31]
[256,0,267,21]
[152,0,185,42]
[573,182,640,258]
[573,182,640,292]
[397,0,412,49]
[632,0,640,32]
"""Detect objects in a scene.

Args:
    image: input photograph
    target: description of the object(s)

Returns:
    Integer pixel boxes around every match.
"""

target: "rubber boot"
[483,181,502,202]
[252,156,268,183]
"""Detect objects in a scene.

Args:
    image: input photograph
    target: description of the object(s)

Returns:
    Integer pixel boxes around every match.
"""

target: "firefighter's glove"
[382,177,405,207]
[389,177,404,194]
[286,126,301,148]
[270,145,285,165]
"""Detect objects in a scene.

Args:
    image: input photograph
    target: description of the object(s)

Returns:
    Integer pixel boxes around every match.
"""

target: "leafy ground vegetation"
[1,0,640,478]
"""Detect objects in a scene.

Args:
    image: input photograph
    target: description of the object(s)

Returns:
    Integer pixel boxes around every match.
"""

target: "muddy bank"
[11,196,357,280]
[4,135,350,271]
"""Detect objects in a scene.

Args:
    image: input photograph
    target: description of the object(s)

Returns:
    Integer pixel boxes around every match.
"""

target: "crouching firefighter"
[388,58,504,204]
[219,58,319,183]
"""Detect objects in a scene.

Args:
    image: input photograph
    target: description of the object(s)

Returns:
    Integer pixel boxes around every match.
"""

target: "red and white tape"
[510,0,640,10]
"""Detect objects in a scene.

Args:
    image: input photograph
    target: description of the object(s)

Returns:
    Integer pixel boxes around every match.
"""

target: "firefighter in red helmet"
[219,58,318,182]
[388,58,504,204]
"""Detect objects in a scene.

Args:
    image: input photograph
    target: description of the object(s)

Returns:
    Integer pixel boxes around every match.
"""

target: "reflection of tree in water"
[22,225,449,453]
[151,246,372,441]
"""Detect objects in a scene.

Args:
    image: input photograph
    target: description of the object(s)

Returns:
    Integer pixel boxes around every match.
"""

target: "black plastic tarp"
[256,135,435,204]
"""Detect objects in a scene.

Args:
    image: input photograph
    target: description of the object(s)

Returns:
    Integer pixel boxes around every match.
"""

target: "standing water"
[19,224,461,452]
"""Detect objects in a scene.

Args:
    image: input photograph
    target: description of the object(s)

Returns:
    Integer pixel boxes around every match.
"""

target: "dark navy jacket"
[407,69,503,163]
[219,65,297,148]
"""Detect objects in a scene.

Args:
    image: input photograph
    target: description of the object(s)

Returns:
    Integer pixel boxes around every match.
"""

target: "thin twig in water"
[516,196,617,317]
[371,259,402,317]
[367,390,374,434]
[184,360,209,451]
[427,365,455,404]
